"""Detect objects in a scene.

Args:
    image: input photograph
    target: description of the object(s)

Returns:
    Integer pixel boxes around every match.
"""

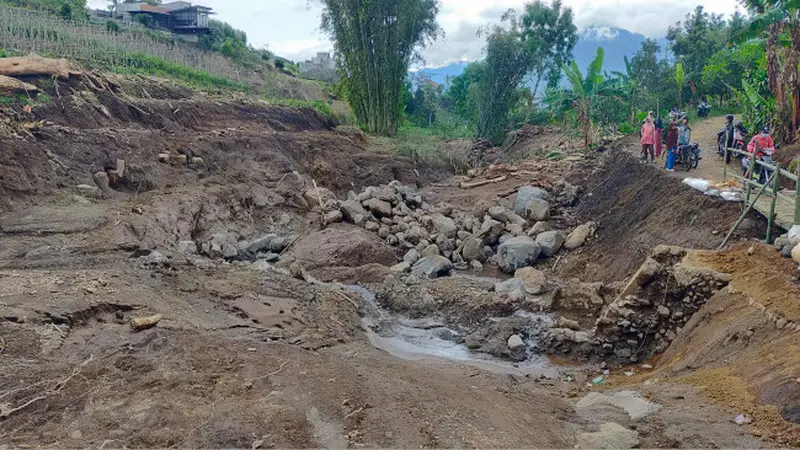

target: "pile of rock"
[317,180,593,277]
[176,231,293,263]
[774,225,800,267]
[541,246,731,365]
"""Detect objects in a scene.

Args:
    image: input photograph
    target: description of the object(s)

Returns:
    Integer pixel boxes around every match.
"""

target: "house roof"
[139,4,170,14]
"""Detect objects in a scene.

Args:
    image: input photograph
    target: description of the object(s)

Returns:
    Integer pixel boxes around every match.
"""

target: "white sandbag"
[720,191,743,202]
[683,177,711,193]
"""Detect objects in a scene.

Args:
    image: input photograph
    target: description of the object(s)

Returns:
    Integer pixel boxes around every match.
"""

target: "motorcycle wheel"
[692,152,700,169]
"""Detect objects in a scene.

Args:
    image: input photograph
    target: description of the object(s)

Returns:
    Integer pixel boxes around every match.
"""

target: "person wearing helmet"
[744,126,777,183]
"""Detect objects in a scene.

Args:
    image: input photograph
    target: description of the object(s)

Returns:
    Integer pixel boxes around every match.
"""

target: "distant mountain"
[414,61,470,86]
[412,27,669,93]
[573,27,669,76]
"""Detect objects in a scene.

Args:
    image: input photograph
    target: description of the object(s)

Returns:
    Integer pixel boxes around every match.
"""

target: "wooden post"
[767,162,780,243]
[795,162,800,226]
[719,170,777,250]
[723,147,729,182]
[745,158,756,206]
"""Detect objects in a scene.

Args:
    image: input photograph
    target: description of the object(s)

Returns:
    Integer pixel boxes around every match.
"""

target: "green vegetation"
[268,98,336,121]
[0,0,86,16]
[115,52,250,92]
[378,126,469,173]
[320,0,440,136]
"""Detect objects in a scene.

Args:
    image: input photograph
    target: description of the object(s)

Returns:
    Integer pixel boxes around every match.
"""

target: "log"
[0,75,38,95]
[0,55,74,80]
[130,314,163,331]
[459,175,508,189]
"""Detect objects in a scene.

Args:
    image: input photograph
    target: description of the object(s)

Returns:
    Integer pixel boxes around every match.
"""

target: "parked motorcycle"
[679,142,702,171]
[742,146,777,185]
[697,101,711,118]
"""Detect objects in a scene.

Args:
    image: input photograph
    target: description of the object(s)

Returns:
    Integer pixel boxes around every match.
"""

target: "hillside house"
[299,52,337,82]
[114,2,213,36]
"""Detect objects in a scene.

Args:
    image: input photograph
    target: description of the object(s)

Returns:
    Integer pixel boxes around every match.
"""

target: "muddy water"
[348,285,562,377]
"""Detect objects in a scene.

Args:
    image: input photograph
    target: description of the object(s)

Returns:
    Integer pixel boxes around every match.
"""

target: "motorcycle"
[742,147,776,185]
[697,101,711,118]
[717,122,747,164]
[678,142,701,171]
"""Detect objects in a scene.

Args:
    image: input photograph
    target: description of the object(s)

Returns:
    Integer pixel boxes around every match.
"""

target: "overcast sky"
[87,0,738,67]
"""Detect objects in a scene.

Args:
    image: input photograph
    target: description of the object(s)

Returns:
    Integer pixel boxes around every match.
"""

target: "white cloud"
[87,0,737,66]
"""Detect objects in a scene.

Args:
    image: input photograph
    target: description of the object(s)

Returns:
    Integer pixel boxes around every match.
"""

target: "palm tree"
[562,47,605,150]
[738,0,800,141]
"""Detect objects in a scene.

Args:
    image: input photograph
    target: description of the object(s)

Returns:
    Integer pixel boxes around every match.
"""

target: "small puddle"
[348,285,561,377]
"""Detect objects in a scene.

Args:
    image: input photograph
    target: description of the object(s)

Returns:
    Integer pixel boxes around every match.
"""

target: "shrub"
[106,20,121,33]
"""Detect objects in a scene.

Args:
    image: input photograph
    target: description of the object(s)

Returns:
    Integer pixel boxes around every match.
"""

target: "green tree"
[519,0,578,95]
[562,47,606,149]
[739,0,800,141]
[474,13,536,145]
[675,62,686,109]
[610,56,638,123]
[320,0,440,136]
[667,6,727,101]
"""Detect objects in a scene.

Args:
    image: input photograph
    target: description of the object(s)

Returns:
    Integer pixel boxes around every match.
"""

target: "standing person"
[640,116,656,163]
[665,120,679,171]
[722,114,736,164]
[654,115,664,159]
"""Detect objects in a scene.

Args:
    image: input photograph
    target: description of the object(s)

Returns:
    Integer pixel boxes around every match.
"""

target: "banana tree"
[563,47,605,150]
[738,0,800,141]
[610,56,638,123]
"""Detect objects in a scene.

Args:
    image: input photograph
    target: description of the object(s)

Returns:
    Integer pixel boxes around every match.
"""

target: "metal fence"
[0,4,259,85]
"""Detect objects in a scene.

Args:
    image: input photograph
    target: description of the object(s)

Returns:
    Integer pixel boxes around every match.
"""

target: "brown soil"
[556,150,765,283]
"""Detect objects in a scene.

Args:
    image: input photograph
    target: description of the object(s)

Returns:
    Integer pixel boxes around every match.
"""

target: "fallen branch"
[247,360,290,382]
[0,55,75,79]
[459,175,508,189]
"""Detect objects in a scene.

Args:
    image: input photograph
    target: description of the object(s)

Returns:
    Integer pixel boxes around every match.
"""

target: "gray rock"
[247,234,291,254]
[390,261,412,273]
[421,244,441,258]
[404,249,421,264]
[177,240,198,254]
[507,334,525,350]
[523,198,551,221]
[576,391,662,421]
[341,200,369,226]
[435,234,454,254]
[457,230,472,240]
[470,260,484,270]
[513,186,550,216]
[411,256,453,279]
[432,213,457,238]
[140,250,168,267]
[515,267,547,295]
[494,278,526,301]
[462,235,487,262]
[481,217,505,239]
[658,305,671,317]
[527,221,552,237]
[565,221,596,250]
[497,236,541,273]
[506,223,524,236]
[576,423,639,449]
[356,186,377,202]
[488,206,510,223]
[535,230,565,258]
[93,171,112,197]
[365,221,381,232]
[386,235,399,246]
[406,225,429,244]
[207,233,240,259]
[303,187,336,209]
[556,316,580,330]
[378,225,391,239]
[261,252,281,263]
[323,210,344,225]
[363,198,393,217]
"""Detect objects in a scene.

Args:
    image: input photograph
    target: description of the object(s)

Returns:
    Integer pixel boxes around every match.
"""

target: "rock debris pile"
[541,245,731,365]
[314,180,594,277]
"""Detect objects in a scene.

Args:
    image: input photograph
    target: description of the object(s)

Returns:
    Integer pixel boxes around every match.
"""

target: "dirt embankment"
[0,74,446,209]
[557,150,765,283]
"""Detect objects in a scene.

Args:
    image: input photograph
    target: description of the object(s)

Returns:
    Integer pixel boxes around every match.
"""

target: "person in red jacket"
[747,126,776,157]
[744,126,776,182]
[640,116,656,163]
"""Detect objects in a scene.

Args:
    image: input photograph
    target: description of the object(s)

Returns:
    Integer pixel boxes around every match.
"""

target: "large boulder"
[524,198,551,222]
[292,224,397,270]
[412,256,454,279]
[497,236,541,273]
[576,423,639,450]
[494,278,526,301]
[363,198,393,217]
[341,200,370,226]
[462,235,487,262]
[431,213,457,238]
[488,206,510,223]
[514,267,547,295]
[246,233,292,254]
[513,186,550,216]
[535,230,565,258]
[565,221,596,250]
[303,187,337,209]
